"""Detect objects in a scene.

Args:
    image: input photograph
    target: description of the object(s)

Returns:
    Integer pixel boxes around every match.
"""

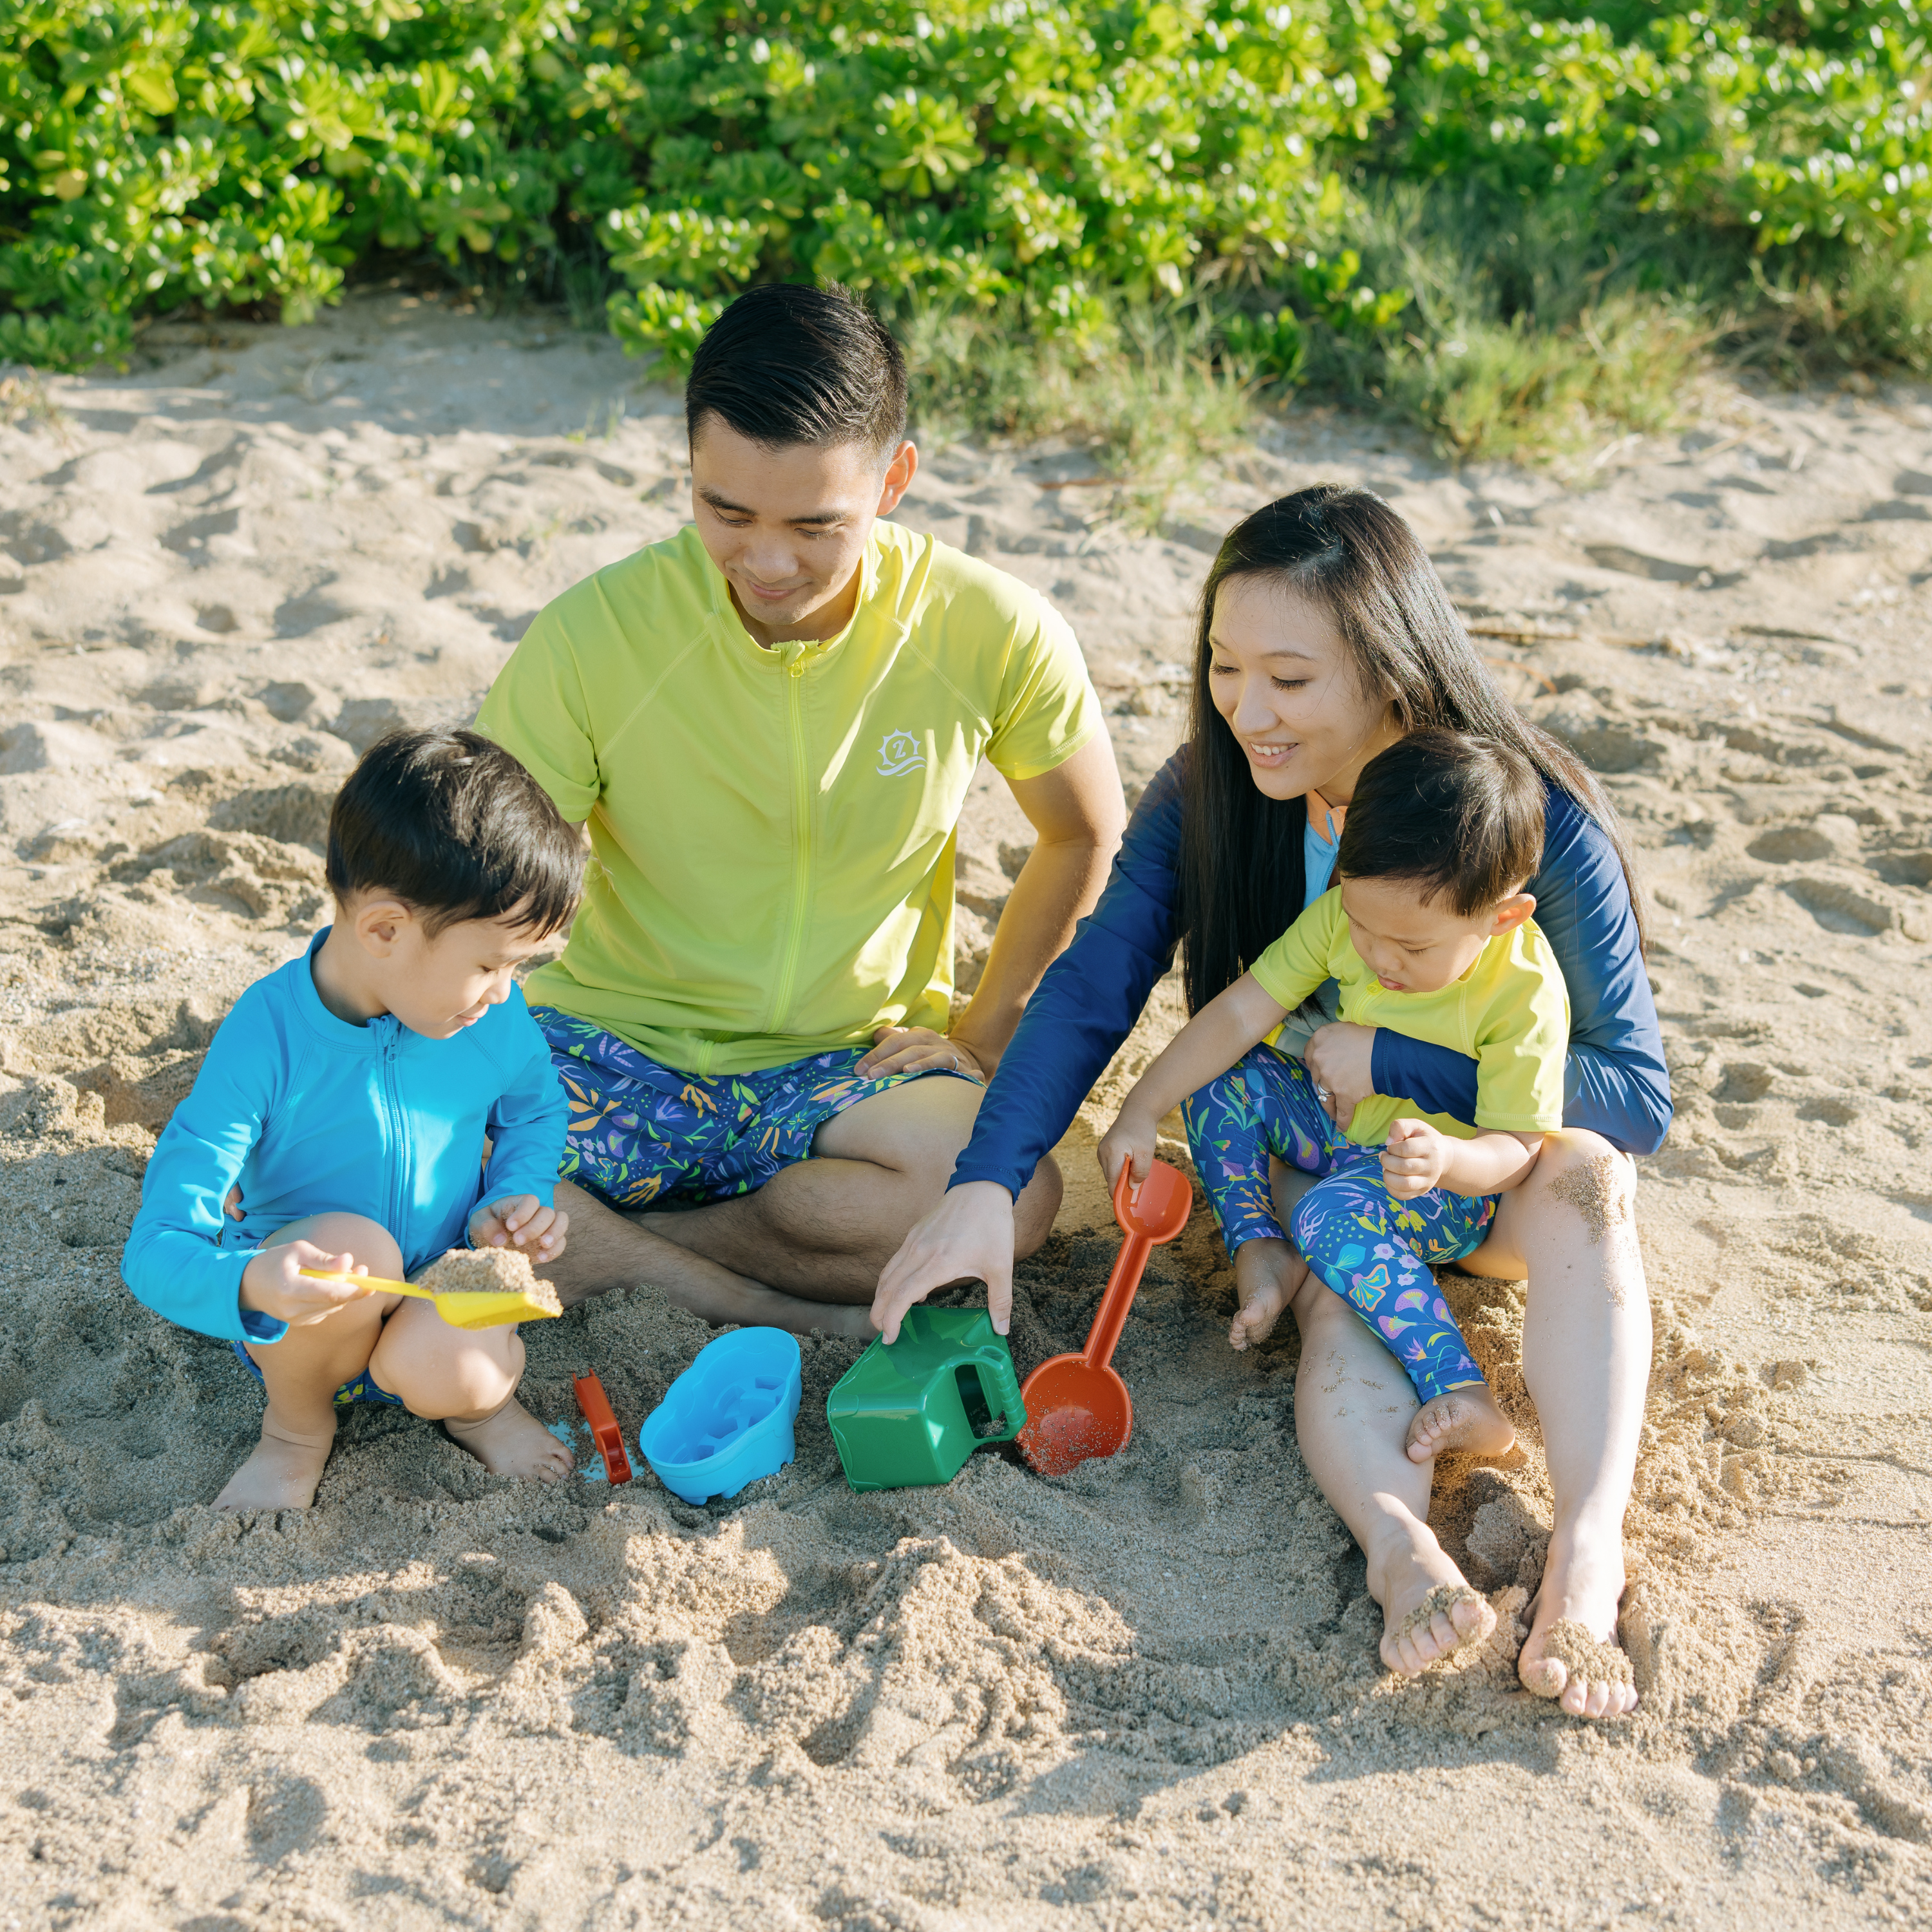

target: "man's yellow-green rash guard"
[475,518,1102,1077]
[1249,887,1570,1148]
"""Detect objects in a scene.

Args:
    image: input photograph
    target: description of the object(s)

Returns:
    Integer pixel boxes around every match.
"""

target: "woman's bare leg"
[218,1213,403,1511]
[1459,1129,1648,1719]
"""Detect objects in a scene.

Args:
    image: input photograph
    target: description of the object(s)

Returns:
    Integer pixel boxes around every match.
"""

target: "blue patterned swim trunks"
[533,1007,973,1210]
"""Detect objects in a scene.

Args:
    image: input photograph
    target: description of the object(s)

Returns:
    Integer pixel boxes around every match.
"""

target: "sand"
[417,1247,564,1319]
[2,289,1930,1927]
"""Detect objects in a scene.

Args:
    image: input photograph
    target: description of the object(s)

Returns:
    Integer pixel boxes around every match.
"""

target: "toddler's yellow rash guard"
[475,519,1103,1077]
[1249,887,1570,1147]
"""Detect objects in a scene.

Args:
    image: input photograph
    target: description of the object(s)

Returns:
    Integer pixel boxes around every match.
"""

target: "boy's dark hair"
[685,283,907,457]
[326,727,582,939]
[1336,730,1545,918]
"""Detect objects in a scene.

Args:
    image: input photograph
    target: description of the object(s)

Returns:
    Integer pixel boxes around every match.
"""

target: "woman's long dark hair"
[1179,484,1647,1013]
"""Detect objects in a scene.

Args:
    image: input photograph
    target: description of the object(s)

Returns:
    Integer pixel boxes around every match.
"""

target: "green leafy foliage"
[1,1,1927,448]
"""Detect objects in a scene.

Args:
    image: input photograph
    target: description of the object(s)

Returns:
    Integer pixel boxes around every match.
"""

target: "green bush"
[3,1,1929,455]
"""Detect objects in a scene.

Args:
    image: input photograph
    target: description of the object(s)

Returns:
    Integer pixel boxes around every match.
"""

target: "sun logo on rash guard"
[875,729,927,777]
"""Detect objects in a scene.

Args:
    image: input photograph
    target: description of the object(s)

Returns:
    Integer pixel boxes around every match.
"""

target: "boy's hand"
[1097,1108,1159,1191]
[240,1240,379,1328]
[1381,1118,1450,1201]
[469,1195,569,1264]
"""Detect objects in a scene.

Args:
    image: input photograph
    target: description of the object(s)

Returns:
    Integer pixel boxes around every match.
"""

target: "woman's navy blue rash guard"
[951,748,1672,1200]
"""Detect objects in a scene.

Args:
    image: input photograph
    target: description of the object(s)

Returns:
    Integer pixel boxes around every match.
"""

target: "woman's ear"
[1488,891,1537,938]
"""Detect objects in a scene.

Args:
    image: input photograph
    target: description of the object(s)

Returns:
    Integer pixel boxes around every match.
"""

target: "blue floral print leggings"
[1182,1043,1493,1405]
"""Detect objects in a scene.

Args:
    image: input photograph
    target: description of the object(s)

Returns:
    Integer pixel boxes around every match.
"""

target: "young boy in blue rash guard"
[1099,731,1567,1463]
[122,728,585,1511]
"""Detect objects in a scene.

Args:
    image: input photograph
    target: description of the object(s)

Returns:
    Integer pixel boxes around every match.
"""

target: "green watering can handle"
[967,1342,1027,1440]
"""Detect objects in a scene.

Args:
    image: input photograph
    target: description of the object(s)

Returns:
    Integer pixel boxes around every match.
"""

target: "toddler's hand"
[1381,1118,1449,1200]
[240,1239,379,1328]
[1097,1109,1159,1192]
[469,1195,569,1264]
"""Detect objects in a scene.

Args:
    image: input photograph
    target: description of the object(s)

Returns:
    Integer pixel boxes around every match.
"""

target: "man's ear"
[875,440,918,516]
[1488,891,1537,938]
[352,896,416,960]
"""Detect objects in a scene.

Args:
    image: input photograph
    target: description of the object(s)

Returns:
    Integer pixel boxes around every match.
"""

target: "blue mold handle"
[639,1327,802,1505]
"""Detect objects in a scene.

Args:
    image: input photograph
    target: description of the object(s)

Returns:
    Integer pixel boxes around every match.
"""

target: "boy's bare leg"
[371,1300,572,1482]
[218,1212,403,1511]
[544,1078,1061,1332]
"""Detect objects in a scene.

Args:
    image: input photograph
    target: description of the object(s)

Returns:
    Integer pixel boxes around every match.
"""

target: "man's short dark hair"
[326,727,583,939]
[1336,730,1545,916]
[685,283,908,458]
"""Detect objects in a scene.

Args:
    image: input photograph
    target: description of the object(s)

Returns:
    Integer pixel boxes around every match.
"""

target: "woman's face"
[1206,575,1401,803]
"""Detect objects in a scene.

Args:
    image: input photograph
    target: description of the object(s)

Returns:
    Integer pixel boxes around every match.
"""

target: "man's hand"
[1095,1106,1159,1192]
[469,1195,569,1263]
[240,1239,380,1329]
[1302,1021,1378,1127]
[857,1025,987,1082]
[871,1180,1016,1341]
[1381,1118,1450,1201]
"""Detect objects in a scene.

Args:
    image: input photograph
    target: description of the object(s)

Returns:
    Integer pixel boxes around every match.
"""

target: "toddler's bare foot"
[215,1415,337,1511]
[1519,1527,1638,1719]
[1229,1251,1308,1351]
[1405,1383,1516,1463]
[444,1396,574,1482]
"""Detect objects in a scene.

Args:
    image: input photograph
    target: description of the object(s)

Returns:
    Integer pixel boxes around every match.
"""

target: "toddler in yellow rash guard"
[1099,730,1569,1461]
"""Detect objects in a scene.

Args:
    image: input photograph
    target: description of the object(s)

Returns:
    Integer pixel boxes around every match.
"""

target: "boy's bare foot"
[1372,1533,1496,1676]
[1519,1527,1638,1718]
[444,1396,574,1482]
[1405,1383,1517,1463]
[215,1415,337,1511]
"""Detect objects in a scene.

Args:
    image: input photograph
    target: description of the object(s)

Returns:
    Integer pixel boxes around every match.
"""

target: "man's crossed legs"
[533,1012,1060,1332]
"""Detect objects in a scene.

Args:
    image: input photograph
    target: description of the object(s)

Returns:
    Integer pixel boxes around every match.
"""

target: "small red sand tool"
[1016,1159,1192,1477]
[574,1372,633,1484]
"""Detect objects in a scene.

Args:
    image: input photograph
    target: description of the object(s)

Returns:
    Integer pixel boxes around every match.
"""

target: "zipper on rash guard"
[378,1018,409,1245]
[767,654,814,1036]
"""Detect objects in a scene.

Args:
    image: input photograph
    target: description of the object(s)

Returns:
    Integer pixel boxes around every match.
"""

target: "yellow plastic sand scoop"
[298,1249,562,1331]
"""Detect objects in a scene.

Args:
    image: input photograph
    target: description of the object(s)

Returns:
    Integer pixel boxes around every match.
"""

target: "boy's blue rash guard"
[951,750,1673,1199]
[122,931,567,1347]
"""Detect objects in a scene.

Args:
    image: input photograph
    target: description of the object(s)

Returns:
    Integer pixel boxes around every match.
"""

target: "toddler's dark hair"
[685,282,907,457]
[326,727,582,939]
[1336,730,1544,916]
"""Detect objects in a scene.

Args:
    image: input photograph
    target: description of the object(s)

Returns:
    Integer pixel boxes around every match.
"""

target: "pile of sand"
[1,296,1929,1925]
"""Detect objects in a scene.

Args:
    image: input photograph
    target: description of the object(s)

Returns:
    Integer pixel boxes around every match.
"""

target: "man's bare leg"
[647,1077,1060,1294]
[544,1077,1060,1333]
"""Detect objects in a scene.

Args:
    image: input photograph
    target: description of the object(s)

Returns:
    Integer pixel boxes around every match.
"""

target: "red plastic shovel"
[1017,1158,1192,1477]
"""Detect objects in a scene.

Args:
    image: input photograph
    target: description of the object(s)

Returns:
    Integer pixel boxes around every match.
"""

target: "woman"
[873,486,1669,1720]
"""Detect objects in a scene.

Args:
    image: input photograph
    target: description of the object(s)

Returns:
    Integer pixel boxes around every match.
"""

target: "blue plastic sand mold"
[639,1327,802,1504]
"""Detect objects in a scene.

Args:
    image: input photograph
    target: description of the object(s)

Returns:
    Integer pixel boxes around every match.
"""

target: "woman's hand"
[1095,1106,1159,1191]
[1302,1021,1378,1127]
[239,1239,378,1329]
[857,1025,988,1082]
[871,1180,1016,1342]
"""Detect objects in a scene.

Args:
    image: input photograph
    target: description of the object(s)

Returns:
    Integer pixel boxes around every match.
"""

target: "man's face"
[690,413,916,645]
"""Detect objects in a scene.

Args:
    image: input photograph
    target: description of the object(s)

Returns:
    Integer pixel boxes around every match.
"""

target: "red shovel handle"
[574,1372,633,1485]
[1082,1162,1190,1373]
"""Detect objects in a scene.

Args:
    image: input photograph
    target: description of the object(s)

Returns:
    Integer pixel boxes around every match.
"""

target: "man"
[475,283,1125,1332]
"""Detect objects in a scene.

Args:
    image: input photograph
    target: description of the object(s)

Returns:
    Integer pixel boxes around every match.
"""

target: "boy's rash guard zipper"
[379,1021,408,1240]
[767,654,814,1037]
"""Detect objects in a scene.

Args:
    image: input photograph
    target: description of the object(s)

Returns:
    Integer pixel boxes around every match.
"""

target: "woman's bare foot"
[1367,1519,1497,1675]
[1405,1383,1517,1463]
[1519,1525,1637,1718]
[1229,1242,1309,1351]
[444,1396,574,1482]
[214,1415,337,1510]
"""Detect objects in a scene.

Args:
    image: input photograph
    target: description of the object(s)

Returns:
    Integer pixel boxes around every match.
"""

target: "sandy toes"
[1519,1537,1639,1718]
[444,1397,575,1482]
[1405,1384,1517,1463]
[1379,1576,1497,1676]
[214,1416,337,1511]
